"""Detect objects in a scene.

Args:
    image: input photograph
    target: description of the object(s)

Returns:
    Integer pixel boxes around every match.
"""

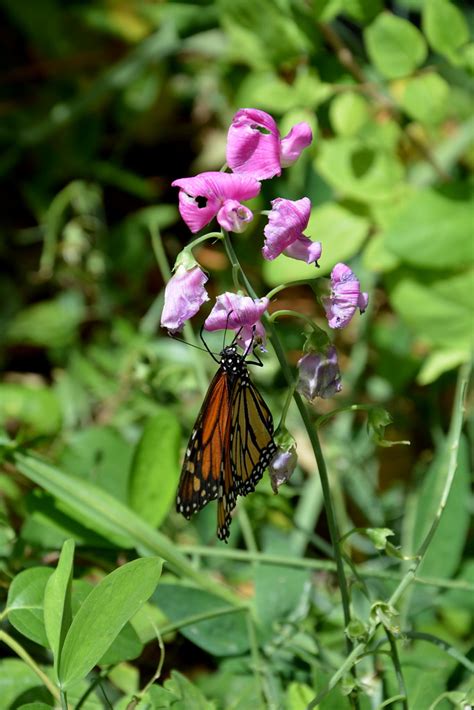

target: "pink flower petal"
[204,292,269,331]
[226,108,281,180]
[262,197,311,260]
[172,172,261,233]
[217,199,254,233]
[280,122,313,167]
[284,234,322,264]
[160,265,209,333]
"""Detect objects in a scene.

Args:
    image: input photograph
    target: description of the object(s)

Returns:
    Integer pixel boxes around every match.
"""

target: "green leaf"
[236,70,332,113]
[341,0,382,23]
[382,186,472,269]
[366,527,395,550]
[255,563,309,629]
[0,659,52,707]
[364,13,427,79]
[129,409,181,527]
[0,384,62,436]
[59,426,133,503]
[262,202,370,285]
[7,293,85,348]
[422,0,469,61]
[44,538,74,678]
[6,567,53,646]
[387,267,474,349]
[13,451,240,605]
[58,557,162,689]
[286,682,315,710]
[315,137,404,202]
[329,92,371,136]
[144,670,214,709]
[417,348,471,385]
[154,584,249,656]
[17,704,53,710]
[399,73,450,125]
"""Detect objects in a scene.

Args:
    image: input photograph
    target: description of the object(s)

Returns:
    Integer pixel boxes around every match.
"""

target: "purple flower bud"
[297,346,342,401]
[323,263,369,329]
[217,199,253,233]
[226,108,313,181]
[269,446,298,493]
[172,172,260,233]
[262,197,321,265]
[204,292,269,350]
[160,265,209,334]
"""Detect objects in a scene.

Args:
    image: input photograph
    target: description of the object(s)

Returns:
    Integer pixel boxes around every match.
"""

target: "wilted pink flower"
[204,292,269,350]
[323,263,369,329]
[160,265,209,333]
[297,346,342,401]
[172,172,260,233]
[269,446,298,493]
[262,197,321,265]
[227,109,312,181]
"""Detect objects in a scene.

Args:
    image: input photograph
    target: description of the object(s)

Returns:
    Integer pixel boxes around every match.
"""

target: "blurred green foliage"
[0,0,473,708]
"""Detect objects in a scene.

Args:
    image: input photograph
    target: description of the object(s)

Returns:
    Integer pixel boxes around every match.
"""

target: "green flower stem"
[157,605,249,637]
[389,360,471,608]
[60,689,69,710]
[374,630,474,675]
[384,629,408,710]
[0,630,60,702]
[266,279,315,301]
[149,221,208,394]
[268,308,320,331]
[221,231,359,706]
[177,544,474,591]
[308,642,366,709]
[185,231,223,251]
[377,696,407,709]
[277,381,296,432]
[316,404,374,428]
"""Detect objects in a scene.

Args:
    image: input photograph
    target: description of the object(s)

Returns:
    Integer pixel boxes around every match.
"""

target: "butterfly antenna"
[199,325,220,363]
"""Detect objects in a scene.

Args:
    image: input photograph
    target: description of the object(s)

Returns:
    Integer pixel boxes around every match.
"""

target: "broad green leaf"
[13,451,240,605]
[399,73,450,125]
[0,659,52,707]
[59,426,133,503]
[44,539,75,677]
[417,348,471,385]
[236,71,332,113]
[255,563,309,630]
[6,292,85,348]
[153,584,249,656]
[329,92,371,136]
[387,267,474,349]
[6,567,53,646]
[263,202,370,285]
[365,13,427,79]
[0,384,62,436]
[341,0,381,22]
[423,0,469,61]
[129,409,181,527]
[58,557,162,688]
[285,682,314,710]
[17,704,53,710]
[139,670,214,709]
[315,137,405,202]
[382,186,472,268]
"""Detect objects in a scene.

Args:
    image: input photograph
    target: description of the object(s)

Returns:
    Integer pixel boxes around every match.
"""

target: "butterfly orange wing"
[176,368,231,521]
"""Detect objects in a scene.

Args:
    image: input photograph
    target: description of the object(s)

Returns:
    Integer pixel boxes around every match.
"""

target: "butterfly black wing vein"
[176,345,276,540]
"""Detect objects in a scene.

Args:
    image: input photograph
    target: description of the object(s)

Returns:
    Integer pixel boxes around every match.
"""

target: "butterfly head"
[220,344,245,375]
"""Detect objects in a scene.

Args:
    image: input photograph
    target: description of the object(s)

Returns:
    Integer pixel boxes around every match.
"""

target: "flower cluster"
[161,107,369,437]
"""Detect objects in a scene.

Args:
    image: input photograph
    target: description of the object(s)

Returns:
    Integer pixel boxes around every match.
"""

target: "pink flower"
[172,172,261,233]
[160,265,209,333]
[262,197,321,264]
[323,263,369,329]
[204,292,269,350]
[226,109,313,181]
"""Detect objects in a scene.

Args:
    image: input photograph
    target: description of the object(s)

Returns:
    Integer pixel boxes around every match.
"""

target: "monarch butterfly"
[176,342,276,541]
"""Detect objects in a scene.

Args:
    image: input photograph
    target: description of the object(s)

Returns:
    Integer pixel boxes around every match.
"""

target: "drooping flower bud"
[160,264,209,334]
[269,445,298,494]
[297,345,342,401]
